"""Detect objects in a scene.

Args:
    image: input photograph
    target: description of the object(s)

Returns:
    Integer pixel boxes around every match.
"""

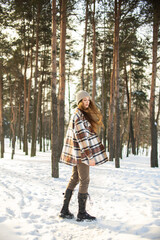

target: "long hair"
[78,100,103,134]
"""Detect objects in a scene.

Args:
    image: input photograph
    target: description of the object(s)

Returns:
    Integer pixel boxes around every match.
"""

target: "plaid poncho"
[60,108,108,166]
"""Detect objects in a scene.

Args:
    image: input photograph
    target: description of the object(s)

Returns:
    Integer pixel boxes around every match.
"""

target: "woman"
[59,90,108,221]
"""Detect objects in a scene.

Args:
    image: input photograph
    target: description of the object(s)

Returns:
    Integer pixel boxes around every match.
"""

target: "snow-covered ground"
[0,140,160,240]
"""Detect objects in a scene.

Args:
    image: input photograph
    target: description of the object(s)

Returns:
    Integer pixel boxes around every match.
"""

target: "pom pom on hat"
[76,90,90,105]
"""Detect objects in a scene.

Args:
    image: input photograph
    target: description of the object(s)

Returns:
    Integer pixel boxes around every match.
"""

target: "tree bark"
[92,0,96,101]
[0,62,4,158]
[101,6,107,150]
[81,0,88,90]
[39,50,46,152]
[51,0,59,178]
[58,0,67,160]
[42,86,46,153]
[108,45,115,161]
[23,31,29,153]
[31,4,41,157]
[17,76,23,150]
[18,95,22,150]
[134,106,140,155]
[24,23,34,155]
[67,58,71,120]
[102,50,107,149]
[10,79,18,159]
[150,8,159,168]
[124,63,136,156]
[114,0,121,168]
[119,84,125,159]
[35,81,42,151]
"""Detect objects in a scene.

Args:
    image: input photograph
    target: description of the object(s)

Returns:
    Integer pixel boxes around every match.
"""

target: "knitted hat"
[76,90,90,105]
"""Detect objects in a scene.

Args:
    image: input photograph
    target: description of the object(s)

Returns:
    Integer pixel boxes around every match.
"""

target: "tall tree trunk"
[23,36,29,153]
[124,63,136,156]
[114,0,121,168]
[127,62,132,156]
[36,81,42,151]
[130,116,136,154]
[10,80,18,159]
[39,89,43,152]
[108,49,115,161]
[18,95,22,149]
[102,50,107,149]
[134,106,140,155]
[24,23,34,155]
[124,64,130,156]
[31,4,41,157]
[58,0,67,160]
[92,0,96,101]
[17,77,23,150]
[0,63,4,158]
[51,0,59,178]
[150,7,159,168]
[68,58,71,120]
[81,0,88,90]
[101,7,107,150]
[42,84,46,152]
[156,89,160,124]
[39,51,46,152]
[119,84,125,159]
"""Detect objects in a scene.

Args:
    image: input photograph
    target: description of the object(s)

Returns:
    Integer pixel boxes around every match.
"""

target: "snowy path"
[0,145,160,240]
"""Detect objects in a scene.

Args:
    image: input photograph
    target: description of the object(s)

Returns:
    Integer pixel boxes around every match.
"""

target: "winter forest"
[0,0,160,177]
[0,0,160,239]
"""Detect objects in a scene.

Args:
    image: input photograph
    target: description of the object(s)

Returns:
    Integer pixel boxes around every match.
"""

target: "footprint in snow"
[6,208,15,217]
[0,216,7,223]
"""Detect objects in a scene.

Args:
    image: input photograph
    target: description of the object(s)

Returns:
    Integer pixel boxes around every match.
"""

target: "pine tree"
[81,0,89,90]
[114,0,121,168]
[51,0,59,178]
[58,0,67,159]
[149,0,159,167]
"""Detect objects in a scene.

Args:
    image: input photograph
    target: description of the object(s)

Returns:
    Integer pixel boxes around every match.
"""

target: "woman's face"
[82,97,90,109]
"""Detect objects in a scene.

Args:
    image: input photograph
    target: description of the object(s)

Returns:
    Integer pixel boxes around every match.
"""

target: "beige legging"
[67,163,90,193]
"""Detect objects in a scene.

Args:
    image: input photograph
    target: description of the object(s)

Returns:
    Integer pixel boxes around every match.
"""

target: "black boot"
[77,193,96,222]
[59,189,74,219]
